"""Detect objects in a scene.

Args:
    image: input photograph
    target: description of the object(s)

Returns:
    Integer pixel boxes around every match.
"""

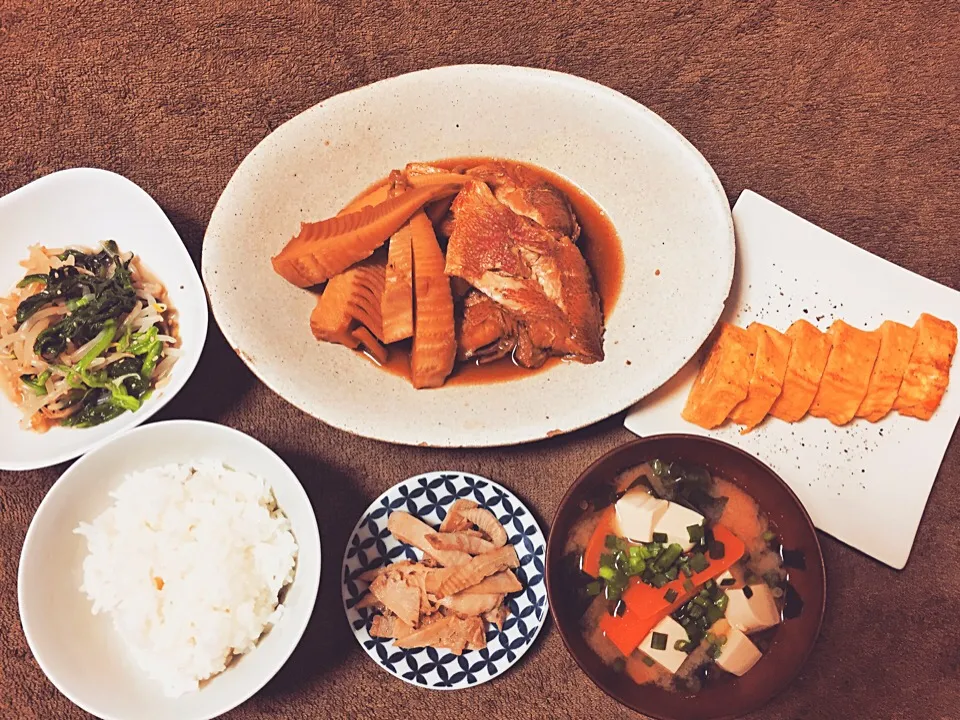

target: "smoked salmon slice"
[380,224,415,343]
[809,320,881,426]
[727,323,793,432]
[409,211,457,388]
[272,183,459,287]
[768,319,833,422]
[893,313,957,420]
[856,320,918,421]
[681,323,757,429]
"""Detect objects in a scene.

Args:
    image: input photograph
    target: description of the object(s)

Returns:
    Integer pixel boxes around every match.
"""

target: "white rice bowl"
[75,461,298,698]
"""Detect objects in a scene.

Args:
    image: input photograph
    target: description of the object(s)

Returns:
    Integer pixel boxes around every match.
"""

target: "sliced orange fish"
[681,323,757,429]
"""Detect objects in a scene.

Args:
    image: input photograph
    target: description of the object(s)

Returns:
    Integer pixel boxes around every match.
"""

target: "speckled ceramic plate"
[203,65,734,446]
[341,471,548,690]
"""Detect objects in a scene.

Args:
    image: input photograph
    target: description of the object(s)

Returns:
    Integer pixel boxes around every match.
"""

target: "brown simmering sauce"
[342,157,624,386]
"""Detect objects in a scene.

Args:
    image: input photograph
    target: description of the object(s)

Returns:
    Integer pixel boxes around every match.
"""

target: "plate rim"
[340,469,549,691]
[203,64,735,447]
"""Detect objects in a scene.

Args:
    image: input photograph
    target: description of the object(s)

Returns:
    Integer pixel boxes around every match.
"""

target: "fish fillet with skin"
[445,179,603,368]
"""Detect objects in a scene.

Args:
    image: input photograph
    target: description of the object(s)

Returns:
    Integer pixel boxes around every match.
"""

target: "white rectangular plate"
[625,190,960,569]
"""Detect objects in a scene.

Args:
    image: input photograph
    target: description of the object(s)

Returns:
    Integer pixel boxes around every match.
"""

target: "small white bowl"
[0,168,208,471]
[18,420,322,720]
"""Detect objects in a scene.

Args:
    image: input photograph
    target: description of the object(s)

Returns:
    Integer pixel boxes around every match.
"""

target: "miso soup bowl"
[545,435,826,720]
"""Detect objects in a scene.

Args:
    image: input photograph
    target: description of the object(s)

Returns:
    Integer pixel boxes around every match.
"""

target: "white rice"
[75,461,298,697]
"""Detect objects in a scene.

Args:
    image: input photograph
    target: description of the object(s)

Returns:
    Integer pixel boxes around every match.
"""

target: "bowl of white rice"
[17,420,321,720]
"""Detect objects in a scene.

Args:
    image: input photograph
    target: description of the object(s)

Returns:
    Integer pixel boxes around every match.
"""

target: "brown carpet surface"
[1,1,959,718]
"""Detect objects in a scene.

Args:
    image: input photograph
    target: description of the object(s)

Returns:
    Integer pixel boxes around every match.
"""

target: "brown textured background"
[1,1,959,718]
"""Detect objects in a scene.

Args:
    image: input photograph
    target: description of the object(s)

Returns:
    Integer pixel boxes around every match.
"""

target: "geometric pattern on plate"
[341,471,548,690]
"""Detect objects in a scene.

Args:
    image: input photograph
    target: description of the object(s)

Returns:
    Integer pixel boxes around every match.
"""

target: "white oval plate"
[341,471,547,690]
[204,65,734,447]
[0,169,208,470]
[18,420,322,720]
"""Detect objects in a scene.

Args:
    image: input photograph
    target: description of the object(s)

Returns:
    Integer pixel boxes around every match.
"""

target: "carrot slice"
[599,525,745,656]
[309,253,386,348]
[581,507,617,578]
[893,313,957,420]
[272,183,459,287]
[381,225,415,343]
[727,323,793,432]
[681,324,757,429]
[409,211,456,388]
[809,320,881,426]
[856,320,918,422]
[768,319,833,422]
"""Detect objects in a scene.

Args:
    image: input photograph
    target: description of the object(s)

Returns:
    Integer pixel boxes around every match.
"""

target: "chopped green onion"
[20,370,51,396]
[688,604,704,619]
[687,523,704,544]
[599,553,614,567]
[604,534,618,549]
[743,586,754,599]
[707,644,723,659]
[682,578,695,593]
[681,564,694,578]
[76,320,118,372]
[715,593,729,611]
[628,557,646,575]
[17,273,48,288]
[127,326,158,355]
[706,632,717,644]
[604,583,622,601]
[705,604,724,624]
[652,532,668,544]
[693,595,710,608]
[140,340,163,378]
[650,632,668,651]
[655,543,683,571]
[651,573,668,588]
[664,566,679,581]
[708,540,726,560]
[585,581,602,596]
[628,545,643,559]
[598,565,616,581]
[664,588,679,603]
[762,530,777,543]
[641,654,655,667]
[674,639,690,652]
[689,553,709,573]
[66,295,93,312]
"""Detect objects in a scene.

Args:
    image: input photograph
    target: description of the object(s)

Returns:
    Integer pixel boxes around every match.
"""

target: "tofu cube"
[715,626,763,677]
[651,501,705,551]
[639,615,690,674]
[614,489,669,543]
[724,584,781,634]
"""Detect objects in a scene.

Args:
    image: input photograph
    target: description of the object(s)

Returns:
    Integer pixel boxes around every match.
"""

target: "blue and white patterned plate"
[342,471,548,690]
